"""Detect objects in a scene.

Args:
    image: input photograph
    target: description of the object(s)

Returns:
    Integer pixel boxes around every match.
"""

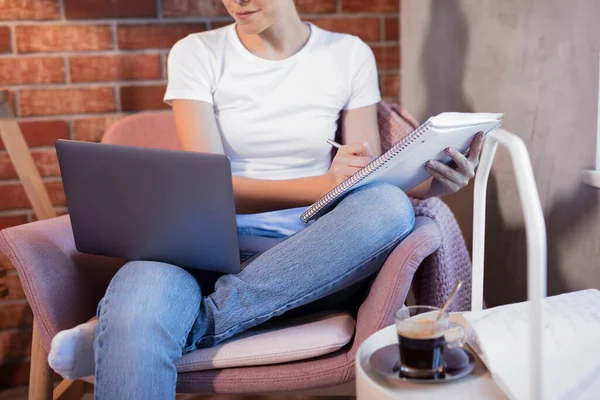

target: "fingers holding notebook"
[425,161,464,194]
[467,131,485,165]
[425,131,484,196]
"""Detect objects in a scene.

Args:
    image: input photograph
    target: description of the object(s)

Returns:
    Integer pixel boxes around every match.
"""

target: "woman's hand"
[323,142,373,191]
[424,131,485,197]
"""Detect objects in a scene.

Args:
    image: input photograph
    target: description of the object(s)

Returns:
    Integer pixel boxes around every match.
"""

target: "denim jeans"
[93,183,415,399]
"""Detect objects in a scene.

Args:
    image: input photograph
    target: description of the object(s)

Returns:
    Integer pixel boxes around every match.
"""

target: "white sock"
[48,320,97,380]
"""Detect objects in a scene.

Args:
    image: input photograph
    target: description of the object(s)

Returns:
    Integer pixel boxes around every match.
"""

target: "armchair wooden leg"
[53,379,86,400]
[29,319,54,400]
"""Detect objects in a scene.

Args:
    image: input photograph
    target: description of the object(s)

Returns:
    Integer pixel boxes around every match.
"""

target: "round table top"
[355,313,508,400]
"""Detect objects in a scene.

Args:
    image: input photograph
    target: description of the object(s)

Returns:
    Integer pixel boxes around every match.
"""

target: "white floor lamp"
[471,128,548,400]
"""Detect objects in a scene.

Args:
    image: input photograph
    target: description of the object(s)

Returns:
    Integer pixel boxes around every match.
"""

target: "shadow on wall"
[422,0,473,118]
[483,175,599,306]
[420,0,600,306]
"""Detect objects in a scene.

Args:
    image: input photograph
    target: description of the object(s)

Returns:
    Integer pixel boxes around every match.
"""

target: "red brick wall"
[0,0,400,389]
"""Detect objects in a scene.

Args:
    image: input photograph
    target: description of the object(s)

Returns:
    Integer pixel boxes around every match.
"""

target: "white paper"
[429,112,504,128]
[463,289,600,400]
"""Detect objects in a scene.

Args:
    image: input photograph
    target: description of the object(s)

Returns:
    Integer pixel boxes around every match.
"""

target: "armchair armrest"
[0,215,124,351]
[348,216,442,360]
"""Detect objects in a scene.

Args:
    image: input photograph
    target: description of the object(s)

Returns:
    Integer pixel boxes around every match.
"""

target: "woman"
[48,0,483,398]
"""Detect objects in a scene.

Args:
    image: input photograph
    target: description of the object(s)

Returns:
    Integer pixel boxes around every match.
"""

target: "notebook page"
[463,290,600,400]
[430,112,504,128]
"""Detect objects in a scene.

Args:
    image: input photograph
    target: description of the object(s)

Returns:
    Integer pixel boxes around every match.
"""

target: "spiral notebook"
[301,112,503,223]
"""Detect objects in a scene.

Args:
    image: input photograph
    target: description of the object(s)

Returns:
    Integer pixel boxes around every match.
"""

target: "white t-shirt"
[164,23,381,236]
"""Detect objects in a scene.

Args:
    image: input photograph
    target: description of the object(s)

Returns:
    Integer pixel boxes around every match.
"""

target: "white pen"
[326,138,342,149]
[327,139,376,161]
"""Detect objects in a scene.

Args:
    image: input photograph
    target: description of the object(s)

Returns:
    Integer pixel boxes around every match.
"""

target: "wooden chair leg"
[53,379,86,400]
[29,319,54,400]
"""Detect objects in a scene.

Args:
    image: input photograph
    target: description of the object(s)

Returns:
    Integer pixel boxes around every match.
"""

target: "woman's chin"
[235,20,269,35]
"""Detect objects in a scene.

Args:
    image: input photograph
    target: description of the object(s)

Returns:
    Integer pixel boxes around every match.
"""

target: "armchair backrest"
[101,111,181,149]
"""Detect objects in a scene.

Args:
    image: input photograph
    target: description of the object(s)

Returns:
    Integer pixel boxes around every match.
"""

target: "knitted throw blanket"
[411,197,472,311]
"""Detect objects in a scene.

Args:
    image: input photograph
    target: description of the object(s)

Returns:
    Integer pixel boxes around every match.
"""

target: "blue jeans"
[93,184,415,399]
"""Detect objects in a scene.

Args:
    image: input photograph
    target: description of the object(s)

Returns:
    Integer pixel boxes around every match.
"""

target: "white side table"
[355,314,507,400]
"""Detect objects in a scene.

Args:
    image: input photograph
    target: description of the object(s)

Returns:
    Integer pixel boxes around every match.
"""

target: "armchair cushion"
[176,312,354,372]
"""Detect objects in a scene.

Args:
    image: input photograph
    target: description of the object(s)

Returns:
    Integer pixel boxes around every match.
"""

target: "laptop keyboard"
[239,249,259,263]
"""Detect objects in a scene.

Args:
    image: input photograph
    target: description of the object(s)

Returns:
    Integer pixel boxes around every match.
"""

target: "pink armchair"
[0,105,444,398]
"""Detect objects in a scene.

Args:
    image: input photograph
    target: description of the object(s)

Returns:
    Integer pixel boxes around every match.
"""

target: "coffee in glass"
[395,306,465,379]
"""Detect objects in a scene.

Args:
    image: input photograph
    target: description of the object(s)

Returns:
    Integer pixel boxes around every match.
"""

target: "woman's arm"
[340,104,433,199]
[172,99,370,214]
[172,97,224,154]
[340,104,382,155]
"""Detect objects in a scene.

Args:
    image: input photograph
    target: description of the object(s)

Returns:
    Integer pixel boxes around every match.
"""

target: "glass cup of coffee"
[395,305,466,379]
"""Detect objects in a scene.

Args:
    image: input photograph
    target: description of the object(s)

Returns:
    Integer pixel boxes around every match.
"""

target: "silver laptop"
[55,140,282,273]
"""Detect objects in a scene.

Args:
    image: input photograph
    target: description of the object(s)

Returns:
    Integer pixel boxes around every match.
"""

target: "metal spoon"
[437,280,463,321]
